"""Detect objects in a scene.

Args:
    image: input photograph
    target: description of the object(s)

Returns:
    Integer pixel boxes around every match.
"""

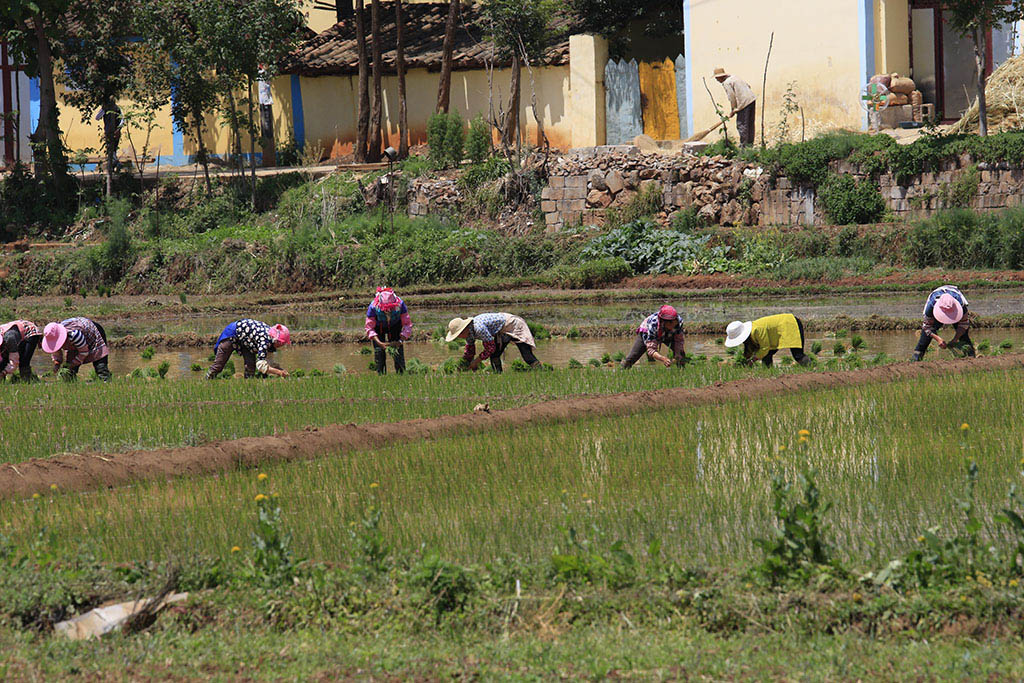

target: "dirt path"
[2,355,1022,500]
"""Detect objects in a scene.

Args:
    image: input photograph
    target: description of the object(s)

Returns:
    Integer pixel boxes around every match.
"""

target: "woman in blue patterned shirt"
[207,319,292,379]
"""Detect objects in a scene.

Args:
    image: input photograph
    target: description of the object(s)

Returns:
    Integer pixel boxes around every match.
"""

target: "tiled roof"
[281,1,571,76]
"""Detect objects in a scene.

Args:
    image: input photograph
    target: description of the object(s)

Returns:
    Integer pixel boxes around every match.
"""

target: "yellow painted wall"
[57,85,178,164]
[876,0,910,76]
[688,0,864,143]
[294,65,572,155]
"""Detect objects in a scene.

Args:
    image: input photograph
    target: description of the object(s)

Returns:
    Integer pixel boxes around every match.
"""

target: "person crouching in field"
[366,287,411,375]
[207,319,291,379]
[912,285,974,361]
[725,313,812,368]
[446,312,540,373]
[0,320,43,382]
[621,305,687,368]
[41,317,112,381]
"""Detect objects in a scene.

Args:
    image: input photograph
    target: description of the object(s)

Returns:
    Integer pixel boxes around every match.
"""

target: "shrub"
[465,114,492,164]
[819,174,885,225]
[582,218,732,275]
[460,156,511,191]
[754,465,835,584]
[427,112,465,169]
[546,256,631,288]
[141,347,155,360]
[100,198,133,281]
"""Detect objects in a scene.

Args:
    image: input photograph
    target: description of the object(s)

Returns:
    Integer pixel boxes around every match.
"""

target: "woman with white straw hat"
[724,313,811,368]
[911,285,974,361]
[445,312,540,373]
[41,317,112,381]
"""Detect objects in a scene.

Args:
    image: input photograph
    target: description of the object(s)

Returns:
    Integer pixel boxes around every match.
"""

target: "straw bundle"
[951,54,1024,133]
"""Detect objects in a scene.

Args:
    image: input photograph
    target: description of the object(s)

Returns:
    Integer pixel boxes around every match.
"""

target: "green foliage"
[850,335,865,350]
[582,218,733,275]
[459,156,511,191]
[247,490,295,588]
[832,342,847,356]
[819,174,886,225]
[190,363,203,372]
[567,358,583,369]
[0,163,72,239]
[427,112,465,169]
[141,346,155,360]
[754,465,835,585]
[904,208,1024,269]
[410,551,477,620]
[157,361,170,379]
[332,363,347,375]
[941,164,980,208]
[404,358,431,375]
[527,322,551,340]
[348,496,390,577]
[100,198,133,281]
[465,114,492,164]
[605,184,663,228]
[546,256,631,288]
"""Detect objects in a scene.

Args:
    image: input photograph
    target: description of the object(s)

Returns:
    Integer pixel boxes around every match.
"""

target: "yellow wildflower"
[49,484,58,491]
[798,429,810,437]
[961,595,968,602]
[1010,579,1019,588]
[778,445,787,452]
[917,535,926,543]
[960,423,970,431]
[257,473,268,481]
[851,592,863,603]
[254,493,267,503]
[369,482,379,489]
[31,493,40,500]
[798,437,808,445]
[230,546,241,553]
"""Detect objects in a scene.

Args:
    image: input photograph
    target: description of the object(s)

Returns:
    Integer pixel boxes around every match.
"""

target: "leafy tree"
[565,0,682,57]
[0,0,73,199]
[944,0,1024,136]
[354,0,370,161]
[58,0,136,198]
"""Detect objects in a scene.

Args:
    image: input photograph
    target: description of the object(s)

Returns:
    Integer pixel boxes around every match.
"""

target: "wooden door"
[638,58,680,141]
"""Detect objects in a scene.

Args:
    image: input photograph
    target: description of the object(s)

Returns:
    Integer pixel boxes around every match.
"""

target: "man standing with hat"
[714,67,757,146]
[912,285,974,361]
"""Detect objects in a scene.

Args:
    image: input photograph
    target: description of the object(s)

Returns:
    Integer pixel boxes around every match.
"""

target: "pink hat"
[658,305,679,320]
[374,287,401,311]
[933,294,963,325]
[269,323,291,346]
[41,322,67,354]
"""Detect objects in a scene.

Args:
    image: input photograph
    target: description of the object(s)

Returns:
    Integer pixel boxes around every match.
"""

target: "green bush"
[904,208,1024,269]
[546,256,631,288]
[465,114,492,164]
[460,156,511,191]
[819,174,885,225]
[427,112,465,169]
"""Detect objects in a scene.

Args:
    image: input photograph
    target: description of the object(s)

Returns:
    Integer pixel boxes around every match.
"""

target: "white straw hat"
[724,320,752,347]
[445,317,473,342]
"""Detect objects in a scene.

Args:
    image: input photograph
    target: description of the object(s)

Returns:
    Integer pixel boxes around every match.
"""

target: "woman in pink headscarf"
[0,319,43,382]
[365,287,412,374]
[621,305,687,368]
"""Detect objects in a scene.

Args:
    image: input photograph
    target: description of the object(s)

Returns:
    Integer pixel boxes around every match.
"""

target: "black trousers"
[1,337,40,380]
[760,317,809,368]
[207,340,258,378]
[736,102,756,146]
[373,320,405,375]
[489,334,539,373]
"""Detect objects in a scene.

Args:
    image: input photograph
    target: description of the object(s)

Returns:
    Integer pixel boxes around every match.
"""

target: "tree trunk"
[368,0,383,162]
[974,25,989,137]
[101,99,119,197]
[247,76,258,211]
[396,0,409,159]
[193,112,211,194]
[436,0,459,113]
[260,100,276,167]
[354,0,370,161]
[503,51,521,149]
[28,15,70,195]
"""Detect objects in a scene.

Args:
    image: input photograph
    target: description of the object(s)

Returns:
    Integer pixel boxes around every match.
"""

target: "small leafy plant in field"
[811,341,823,355]
[405,358,430,375]
[348,485,390,578]
[568,358,583,369]
[243,476,295,588]
[157,361,170,379]
[190,363,202,372]
[1000,340,1014,350]
[588,358,601,367]
[332,363,347,375]
[832,342,847,356]
[140,347,155,360]
[850,334,865,350]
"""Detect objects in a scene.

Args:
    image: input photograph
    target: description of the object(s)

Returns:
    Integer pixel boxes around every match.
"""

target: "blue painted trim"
[28,77,39,132]
[290,75,305,149]
[859,0,876,130]
[683,0,694,137]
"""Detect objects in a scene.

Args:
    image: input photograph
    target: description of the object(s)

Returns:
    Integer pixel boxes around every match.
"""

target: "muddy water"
[96,289,1024,339]
[24,328,1024,380]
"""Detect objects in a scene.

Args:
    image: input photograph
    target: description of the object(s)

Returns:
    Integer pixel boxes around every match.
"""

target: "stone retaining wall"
[407,147,1024,229]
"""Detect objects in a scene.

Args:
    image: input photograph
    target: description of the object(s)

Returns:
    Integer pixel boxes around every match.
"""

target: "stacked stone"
[407,178,462,218]
[542,146,768,231]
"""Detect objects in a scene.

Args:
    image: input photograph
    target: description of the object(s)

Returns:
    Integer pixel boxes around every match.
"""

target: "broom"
[685,115,732,143]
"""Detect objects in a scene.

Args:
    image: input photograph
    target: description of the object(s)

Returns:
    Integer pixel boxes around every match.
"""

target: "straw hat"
[724,320,752,347]
[41,322,67,354]
[933,294,964,325]
[445,317,473,342]
[713,67,729,80]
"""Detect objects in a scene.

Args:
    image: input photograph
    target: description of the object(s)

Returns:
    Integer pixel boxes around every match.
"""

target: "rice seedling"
[811,341,823,355]
[140,347,155,360]
[833,342,847,356]
[4,368,1020,570]
[851,334,865,350]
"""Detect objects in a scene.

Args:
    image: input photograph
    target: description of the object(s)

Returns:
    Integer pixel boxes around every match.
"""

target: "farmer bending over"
[911,285,974,361]
[621,305,686,368]
[446,312,540,373]
[207,319,291,379]
[725,313,812,368]
[366,287,411,375]
[42,317,112,381]
[0,319,43,382]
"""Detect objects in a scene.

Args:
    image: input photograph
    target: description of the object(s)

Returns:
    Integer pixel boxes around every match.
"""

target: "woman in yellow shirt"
[724,313,812,367]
